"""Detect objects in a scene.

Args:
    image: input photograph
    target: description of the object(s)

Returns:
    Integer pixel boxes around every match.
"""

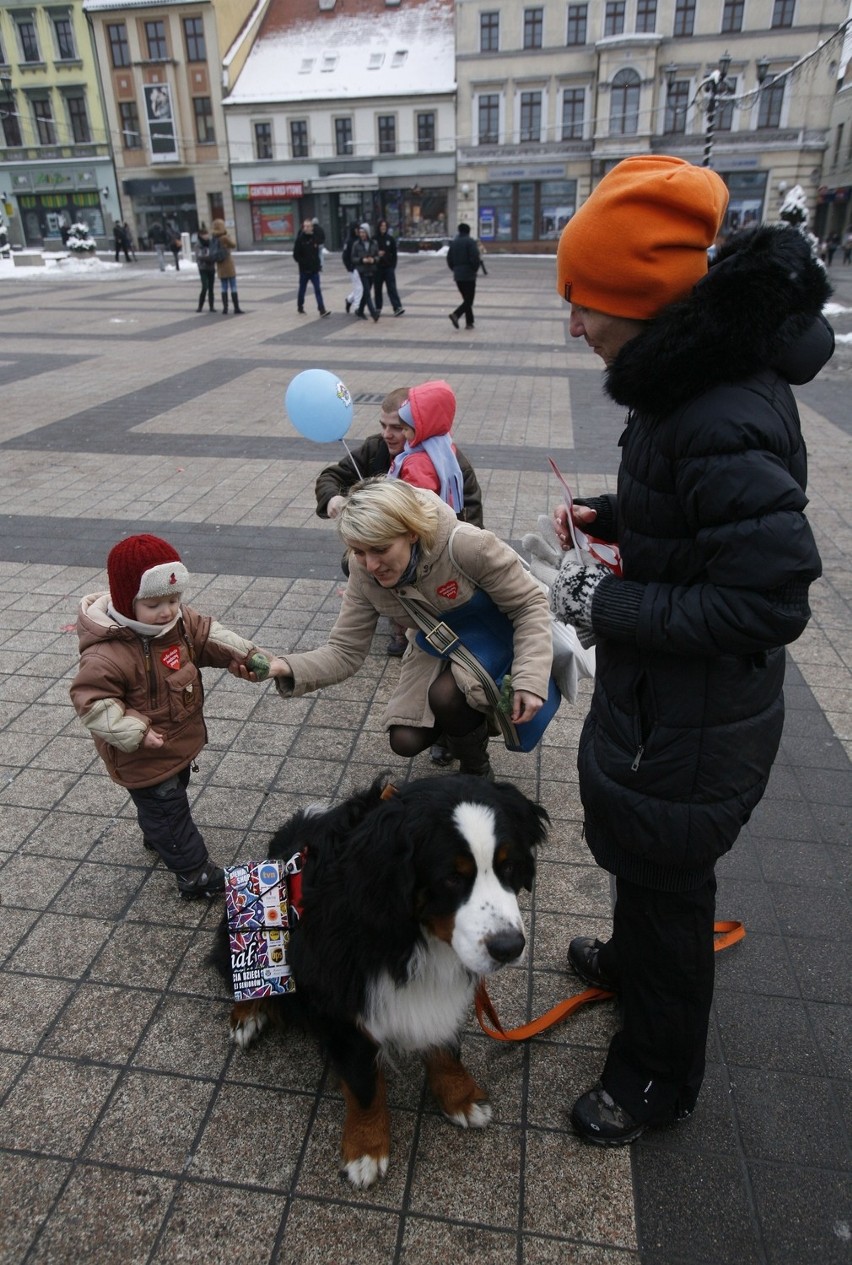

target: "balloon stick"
[341,438,364,479]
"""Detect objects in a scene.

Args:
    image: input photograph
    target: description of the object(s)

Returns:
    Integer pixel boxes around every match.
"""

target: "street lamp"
[699,51,734,168]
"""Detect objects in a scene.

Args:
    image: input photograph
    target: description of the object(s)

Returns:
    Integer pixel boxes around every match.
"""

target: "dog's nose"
[485,929,526,963]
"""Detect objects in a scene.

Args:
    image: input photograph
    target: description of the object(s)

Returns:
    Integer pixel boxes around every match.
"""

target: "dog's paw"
[341,1153,389,1189]
[445,1099,493,1129]
[230,1004,268,1050]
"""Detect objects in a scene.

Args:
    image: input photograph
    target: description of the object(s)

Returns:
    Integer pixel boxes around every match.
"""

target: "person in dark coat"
[447,222,481,330]
[195,224,216,312]
[113,221,132,263]
[293,218,329,317]
[525,155,830,1146]
[374,219,405,316]
[351,223,379,321]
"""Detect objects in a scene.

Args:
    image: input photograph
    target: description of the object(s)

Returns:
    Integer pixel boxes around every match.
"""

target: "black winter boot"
[447,721,494,779]
[208,294,215,311]
[232,293,244,315]
[196,295,204,312]
[222,292,229,315]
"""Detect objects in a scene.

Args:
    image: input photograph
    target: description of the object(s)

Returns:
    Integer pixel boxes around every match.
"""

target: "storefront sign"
[144,83,179,164]
[245,182,303,200]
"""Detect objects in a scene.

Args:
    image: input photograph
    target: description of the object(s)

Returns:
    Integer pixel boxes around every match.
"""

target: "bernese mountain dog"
[210,773,548,1188]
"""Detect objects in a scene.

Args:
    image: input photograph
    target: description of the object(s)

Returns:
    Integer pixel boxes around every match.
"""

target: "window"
[254,121,272,159]
[290,119,308,157]
[721,1,743,33]
[53,16,76,60]
[107,23,130,68]
[757,77,783,129]
[673,0,695,36]
[716,77,736,131]
[417,111,435,151]
[32,95,56,144]
[17,20,41,63]
[772,0,795,26]
[480,11,499,51]
[519,91,542,143]
[664,79,688,134]
[609,67,640,135]
[604,3,625,36]
[561,88,584,139]
[635,0,656,32]
[523,7,543,49]
[478,93,499,144]
[1,89,23,146]
[320,53,338,71]
[567,5,587,44]
[183,16,206,62]
[335,116,353,155]
[119,100,141,148]
[145,20,168,60]
[66,93,90,142]
[378,114,396,153]
[834,123,844,164]
[193,96,215,144]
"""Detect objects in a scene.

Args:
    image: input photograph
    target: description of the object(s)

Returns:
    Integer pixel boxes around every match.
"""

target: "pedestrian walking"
[352,223,379,321]
[293,218,330,317]
[342,222,363,314]
[113,222,132,263]
[374,219,405,316]
[447,223,481,330]
[524,154,830,1146]
[148,220,167,271]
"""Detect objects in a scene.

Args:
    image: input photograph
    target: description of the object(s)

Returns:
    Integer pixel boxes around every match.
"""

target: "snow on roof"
[226,0,455,105]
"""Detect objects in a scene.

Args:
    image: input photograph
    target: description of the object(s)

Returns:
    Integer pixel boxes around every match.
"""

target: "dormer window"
[299,57,314,72]
[391,49,408,67]
[369,53,384,69]
[320,53,338,71]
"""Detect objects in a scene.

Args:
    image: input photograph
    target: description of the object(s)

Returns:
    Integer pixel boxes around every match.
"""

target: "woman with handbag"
[257,479,554,779]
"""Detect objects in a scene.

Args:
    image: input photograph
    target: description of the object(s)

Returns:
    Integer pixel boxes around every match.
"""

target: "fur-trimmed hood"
[605,223,834,418]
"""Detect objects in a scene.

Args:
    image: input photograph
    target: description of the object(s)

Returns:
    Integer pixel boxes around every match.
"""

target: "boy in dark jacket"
[70,534,270,899]
[374,219,404,316]
[525,155,829,1146]
[293,218,330,317]
[447,222,481,330]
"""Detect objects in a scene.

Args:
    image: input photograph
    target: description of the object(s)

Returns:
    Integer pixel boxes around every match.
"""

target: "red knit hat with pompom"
[107,534,189,618]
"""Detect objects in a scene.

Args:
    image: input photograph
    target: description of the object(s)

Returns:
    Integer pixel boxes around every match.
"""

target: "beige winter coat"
[70,595,258,788]
[278,491,553,729]
[210,217,236,279]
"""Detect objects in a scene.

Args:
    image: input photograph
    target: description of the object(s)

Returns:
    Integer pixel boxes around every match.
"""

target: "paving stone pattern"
[0,251,849,1265]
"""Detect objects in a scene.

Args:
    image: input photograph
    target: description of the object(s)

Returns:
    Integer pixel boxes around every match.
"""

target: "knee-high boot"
[196,290,205,313]
[222,291,229,315]
[208,288,215,311]
[232,293,244,315]
[447,721,494,779]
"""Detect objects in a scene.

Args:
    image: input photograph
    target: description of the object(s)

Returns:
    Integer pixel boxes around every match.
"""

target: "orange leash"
[476,919,745,1042]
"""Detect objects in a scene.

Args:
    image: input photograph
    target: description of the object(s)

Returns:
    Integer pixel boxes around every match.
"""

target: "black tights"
[388,667,482,758]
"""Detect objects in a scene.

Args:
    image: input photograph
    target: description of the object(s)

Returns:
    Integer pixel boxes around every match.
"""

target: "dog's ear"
[343,796,419,960]
[492,780,549,890]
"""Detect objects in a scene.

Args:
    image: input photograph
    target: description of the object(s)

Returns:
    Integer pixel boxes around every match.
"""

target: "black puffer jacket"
[562,225,830,891]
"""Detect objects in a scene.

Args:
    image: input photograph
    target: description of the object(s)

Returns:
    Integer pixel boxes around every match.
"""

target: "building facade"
[0,0,116,247]
[222,0,456,250]
[82,0,262,247]
[455,0,845,251]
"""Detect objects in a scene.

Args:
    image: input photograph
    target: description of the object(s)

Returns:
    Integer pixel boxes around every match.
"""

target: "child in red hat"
[70,533,277,899]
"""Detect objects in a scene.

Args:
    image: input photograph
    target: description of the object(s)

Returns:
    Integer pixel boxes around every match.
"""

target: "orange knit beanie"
[556,155,729,319]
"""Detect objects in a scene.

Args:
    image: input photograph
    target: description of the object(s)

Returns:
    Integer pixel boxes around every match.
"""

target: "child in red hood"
[387,379,465,513]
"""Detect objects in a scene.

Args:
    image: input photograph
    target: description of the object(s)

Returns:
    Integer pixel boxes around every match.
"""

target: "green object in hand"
[247,652,270,680]
[498,674,514,714]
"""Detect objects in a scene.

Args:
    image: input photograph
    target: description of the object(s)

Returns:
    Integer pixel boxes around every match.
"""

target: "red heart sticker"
[437,581,459,600]
[161,646,181,671]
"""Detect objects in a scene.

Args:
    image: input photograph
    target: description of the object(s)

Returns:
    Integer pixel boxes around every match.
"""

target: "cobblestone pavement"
[0,249,849,1265]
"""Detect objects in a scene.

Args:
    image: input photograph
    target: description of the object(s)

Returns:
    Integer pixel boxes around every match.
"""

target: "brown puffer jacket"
[210,217,236,279]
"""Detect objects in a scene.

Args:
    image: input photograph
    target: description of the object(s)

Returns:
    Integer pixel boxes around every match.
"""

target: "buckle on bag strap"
[424,621,460,655]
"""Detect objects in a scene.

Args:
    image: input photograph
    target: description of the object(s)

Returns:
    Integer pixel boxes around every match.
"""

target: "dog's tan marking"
[423,913,456,944]
[425,1048,491,1126]
[340,1070,391,1187]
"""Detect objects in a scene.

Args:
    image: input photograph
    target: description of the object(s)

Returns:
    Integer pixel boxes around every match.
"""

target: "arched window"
[610,68,640,136]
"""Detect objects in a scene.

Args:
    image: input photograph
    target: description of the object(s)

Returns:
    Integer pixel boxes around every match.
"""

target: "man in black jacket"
[447,222,481,330]
[374,219,405,316]
[526,155,829,1146]
[293,218,330,317]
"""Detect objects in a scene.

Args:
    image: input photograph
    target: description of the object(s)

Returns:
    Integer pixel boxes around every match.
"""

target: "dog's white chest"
[362,937,477,1051]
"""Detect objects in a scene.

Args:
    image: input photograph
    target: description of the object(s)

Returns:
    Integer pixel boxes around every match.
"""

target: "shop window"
[772,0,794,26]
[107,23,130,68]
[540,179,576,239]
[609,68,640,136]
[721,1,743,33]
[145,20,168,61]
[604,3,624,36]
[478,94,499,145]
[17,20,41,63]
[664,80,688,134]
[53,16,76,60]
[567,5,587,45]
[417,112,435,152]
[254,121,272,159]
[193,96,215,145]
[635,0,656,32]
[673,0,695,36]
[335,116,353,156]
[291,119,308,157]
[32,95,56,145]
[119,100,141,149]
[184,16,206,62]
[519,92,542,144]
[378,114,396,154]
[561,89,584,140]
[523,7,543,49]
[66,93,90,143]
[480,11,499,51]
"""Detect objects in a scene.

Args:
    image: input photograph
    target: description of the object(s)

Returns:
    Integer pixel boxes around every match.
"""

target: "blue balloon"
[285,369,353,442]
